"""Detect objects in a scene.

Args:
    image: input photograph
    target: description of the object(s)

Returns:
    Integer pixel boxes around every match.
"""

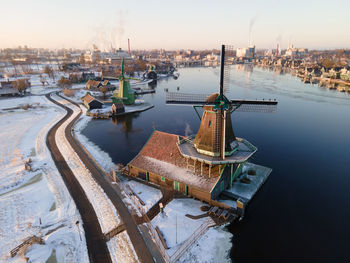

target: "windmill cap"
[206,93,219,103]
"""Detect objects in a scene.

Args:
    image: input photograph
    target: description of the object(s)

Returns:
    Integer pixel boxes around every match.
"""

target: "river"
[81,66,350,263]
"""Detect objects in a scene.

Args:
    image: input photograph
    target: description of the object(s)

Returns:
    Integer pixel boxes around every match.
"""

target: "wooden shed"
[81,93,103,110]
[111,102,125,115]
[86,79,102,90]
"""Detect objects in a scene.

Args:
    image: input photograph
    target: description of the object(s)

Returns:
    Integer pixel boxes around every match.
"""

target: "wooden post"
[209,164,211,178]
[230,164,233,188]
[112,170,117,182]
[186,158,189,170]
[200,162,203,176]
[219,165,221,175]
[194,159,196,173]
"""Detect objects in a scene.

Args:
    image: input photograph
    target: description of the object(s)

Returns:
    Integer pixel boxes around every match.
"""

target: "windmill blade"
[166,92,211,105]
[230,99,278,113]
[223,45,234,94]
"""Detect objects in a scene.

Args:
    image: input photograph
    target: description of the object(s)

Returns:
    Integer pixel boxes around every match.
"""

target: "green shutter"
[174,181,179,191]
[161,176,165,182]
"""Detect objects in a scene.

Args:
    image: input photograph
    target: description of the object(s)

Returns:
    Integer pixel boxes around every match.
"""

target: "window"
[208,121,212,127]
[161,176,165,182]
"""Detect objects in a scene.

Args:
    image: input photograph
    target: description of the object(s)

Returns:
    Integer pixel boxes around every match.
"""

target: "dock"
[135,90,156,95]
[220,162,272,205]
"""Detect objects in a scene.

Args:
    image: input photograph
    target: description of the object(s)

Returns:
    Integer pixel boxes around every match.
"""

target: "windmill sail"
[165,44,278,161]
[166,92,277,113]
[166,92,211,105]
[223,45,234,94]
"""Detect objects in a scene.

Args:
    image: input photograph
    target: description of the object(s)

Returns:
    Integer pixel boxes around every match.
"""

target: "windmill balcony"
[177,137,257,165]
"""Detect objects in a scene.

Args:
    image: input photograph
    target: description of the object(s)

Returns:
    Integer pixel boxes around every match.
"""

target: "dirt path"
[48,93,158,263]
[45,93,111,263]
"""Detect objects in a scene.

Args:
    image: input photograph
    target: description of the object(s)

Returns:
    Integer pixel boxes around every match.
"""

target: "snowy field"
[152,199,212,251]
[177,226,233,263]
[121,179,162,212]
[0,95,88,262]
[152,198,234,261]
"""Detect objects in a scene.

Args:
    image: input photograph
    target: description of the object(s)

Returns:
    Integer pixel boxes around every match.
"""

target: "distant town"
[1,43,350,96]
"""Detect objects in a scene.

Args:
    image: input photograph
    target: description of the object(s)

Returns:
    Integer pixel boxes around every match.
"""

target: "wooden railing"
[118,179,216,263]
[170,217,215,263]
[10,236,43,257]
[118,181,171,262]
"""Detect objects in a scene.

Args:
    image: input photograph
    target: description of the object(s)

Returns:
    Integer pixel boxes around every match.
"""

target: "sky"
[1,0,350,50]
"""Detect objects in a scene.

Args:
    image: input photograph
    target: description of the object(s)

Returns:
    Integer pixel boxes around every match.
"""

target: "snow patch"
[177,226,233,263]
[122,180,162,212]
[107,232,139,263]
[152,198,211,251]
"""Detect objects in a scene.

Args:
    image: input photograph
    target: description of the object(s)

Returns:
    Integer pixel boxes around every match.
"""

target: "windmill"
[112,58,136,105]
[166,45,277,160]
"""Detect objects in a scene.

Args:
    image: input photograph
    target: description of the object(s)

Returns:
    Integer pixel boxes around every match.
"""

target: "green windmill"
[112,58,135,105]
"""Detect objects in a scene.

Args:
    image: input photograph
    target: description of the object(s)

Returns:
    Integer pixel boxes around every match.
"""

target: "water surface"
[82,66,350,263]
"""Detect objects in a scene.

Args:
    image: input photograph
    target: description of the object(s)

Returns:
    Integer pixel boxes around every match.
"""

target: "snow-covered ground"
[107,232,139,263]
[0,71,68,95]
[177,226,233,263]
[151,198,233,261]
[0,95,88,262]
[152,199,212,251]
[121,179,162,212]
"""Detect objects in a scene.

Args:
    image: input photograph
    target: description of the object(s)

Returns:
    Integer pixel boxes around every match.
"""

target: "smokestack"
[128,38,130,54]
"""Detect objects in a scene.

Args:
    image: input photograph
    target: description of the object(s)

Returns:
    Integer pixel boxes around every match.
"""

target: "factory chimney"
[128,38,130,54]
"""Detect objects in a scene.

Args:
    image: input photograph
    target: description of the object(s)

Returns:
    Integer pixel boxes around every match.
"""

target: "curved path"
[45,93,111,263]
[46,93,156,263]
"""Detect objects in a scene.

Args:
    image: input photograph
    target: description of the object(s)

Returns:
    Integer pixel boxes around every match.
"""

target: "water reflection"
[148,79,157,88]
[111,113,144,138]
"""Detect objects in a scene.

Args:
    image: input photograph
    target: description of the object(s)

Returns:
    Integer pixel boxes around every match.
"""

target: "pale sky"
[1,0,349,50]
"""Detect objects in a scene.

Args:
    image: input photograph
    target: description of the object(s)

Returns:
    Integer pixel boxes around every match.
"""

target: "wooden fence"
[118,179,215,263]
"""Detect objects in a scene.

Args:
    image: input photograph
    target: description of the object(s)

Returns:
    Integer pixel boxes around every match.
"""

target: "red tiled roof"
[81,93,95,103]
[134,131,186,167]
[86,79,100,88]
[129,130,220,192]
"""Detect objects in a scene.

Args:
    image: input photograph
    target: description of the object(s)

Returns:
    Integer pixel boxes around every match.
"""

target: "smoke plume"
[114,10,126,49]
[185,123,193,137]
[248,14,259,45]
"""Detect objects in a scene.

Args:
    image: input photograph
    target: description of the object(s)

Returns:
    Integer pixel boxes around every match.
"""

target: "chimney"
[128,38,130,54]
